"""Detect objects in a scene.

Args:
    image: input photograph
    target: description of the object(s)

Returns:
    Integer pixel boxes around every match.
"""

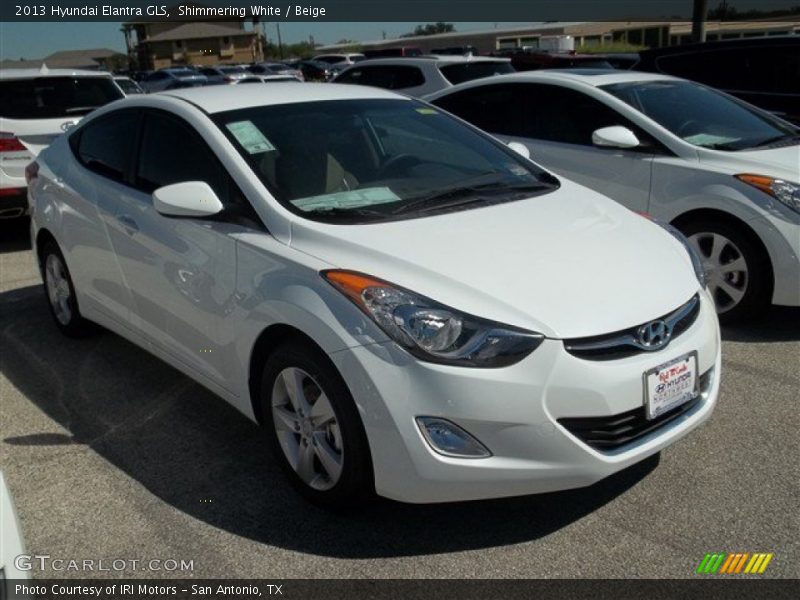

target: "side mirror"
[507,141,531,159]
[152,181,224,218]
[592,126,640,149]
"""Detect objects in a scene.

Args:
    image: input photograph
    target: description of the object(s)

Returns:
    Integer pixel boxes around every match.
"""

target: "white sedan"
[427,70,800,322]
[29,84,719,506]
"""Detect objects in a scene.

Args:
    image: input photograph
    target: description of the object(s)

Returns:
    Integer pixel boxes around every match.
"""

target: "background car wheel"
[260,339,374,508]
[40,241,96,337]
[679,219,771,323]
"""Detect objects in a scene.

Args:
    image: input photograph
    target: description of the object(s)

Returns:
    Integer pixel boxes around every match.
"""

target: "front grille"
[557,368,713,451]
[563,293,701,360]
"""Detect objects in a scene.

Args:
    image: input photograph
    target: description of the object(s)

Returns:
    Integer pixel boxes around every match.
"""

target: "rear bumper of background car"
[331,290,721,503]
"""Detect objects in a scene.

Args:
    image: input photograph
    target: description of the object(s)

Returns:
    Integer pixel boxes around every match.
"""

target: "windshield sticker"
[225,121,275,154]
[292,187,401,211]
[684,133,739,147]
[415,108,438,115]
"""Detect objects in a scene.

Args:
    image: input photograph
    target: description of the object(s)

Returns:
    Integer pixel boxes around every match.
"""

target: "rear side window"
[438,62,515,85]
[135,112,229,203]
[0,77,123,119]
[337,65,425,90]
[432,83,526,135]
[73,111,139,182]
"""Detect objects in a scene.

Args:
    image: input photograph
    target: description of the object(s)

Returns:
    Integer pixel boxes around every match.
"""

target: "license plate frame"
[643,351,699,420]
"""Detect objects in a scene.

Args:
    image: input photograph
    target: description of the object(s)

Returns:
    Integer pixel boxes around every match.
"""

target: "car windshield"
[439,61,515,85]
[0,76,124,119]
[601,80,799,151]
[213,98,558,223]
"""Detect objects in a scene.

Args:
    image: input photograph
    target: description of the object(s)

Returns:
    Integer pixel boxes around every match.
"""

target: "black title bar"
[3,0,800,22]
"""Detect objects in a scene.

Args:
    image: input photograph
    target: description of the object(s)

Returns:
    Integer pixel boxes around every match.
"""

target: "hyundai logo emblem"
[636,319,672,350]
[60,121,76,132]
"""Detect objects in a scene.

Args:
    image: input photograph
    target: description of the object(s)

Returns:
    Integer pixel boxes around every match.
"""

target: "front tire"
[260,339,374,508]
[680,219,771,323]
[40,241,96,337]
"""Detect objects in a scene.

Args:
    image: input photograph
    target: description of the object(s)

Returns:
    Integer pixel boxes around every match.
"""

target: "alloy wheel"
[271,367,344,491]
[45,254,73,325]
[687,231,748,314]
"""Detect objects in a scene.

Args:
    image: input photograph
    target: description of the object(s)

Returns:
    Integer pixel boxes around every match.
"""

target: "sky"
[0,22,530,60]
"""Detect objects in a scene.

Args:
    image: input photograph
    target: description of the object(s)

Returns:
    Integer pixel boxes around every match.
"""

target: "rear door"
[59,109,141,325]
[105,109,255,392]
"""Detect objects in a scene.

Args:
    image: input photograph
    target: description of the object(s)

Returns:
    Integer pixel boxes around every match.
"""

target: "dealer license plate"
[643,351,698,420]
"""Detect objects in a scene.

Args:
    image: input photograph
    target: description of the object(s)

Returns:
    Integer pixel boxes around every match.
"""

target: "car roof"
[159,82,407,113]
[344,56,511,68]
[0,67,113,80]
[469,69,680,87]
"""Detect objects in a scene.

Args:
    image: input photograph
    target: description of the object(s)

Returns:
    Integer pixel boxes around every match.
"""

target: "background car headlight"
[323,270,544,367]
[736,173,800,213]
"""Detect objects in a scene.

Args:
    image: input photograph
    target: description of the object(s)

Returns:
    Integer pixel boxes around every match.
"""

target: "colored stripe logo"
[696,552,773,574]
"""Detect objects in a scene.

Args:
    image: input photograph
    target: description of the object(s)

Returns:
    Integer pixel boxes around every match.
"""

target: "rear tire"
[260,339,374,509]
[40,241,96,337]
[679,219,771,324]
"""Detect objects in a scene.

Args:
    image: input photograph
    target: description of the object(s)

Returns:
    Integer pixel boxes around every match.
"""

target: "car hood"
[289,179,700,338]
[699,145,800,182]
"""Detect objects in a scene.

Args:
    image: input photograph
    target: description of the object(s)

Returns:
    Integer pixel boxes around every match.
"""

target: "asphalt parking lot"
[1,217,798,579]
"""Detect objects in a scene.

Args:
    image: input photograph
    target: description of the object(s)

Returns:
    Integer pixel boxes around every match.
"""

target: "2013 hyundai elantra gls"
[27,84,720,506]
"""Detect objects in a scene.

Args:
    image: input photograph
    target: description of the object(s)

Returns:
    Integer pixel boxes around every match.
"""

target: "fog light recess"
[416,417,491,458]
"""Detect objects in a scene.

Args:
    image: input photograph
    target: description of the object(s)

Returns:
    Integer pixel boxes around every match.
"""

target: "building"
[0,48,125,71]
[122,18,261,70]
[316,20,800,55]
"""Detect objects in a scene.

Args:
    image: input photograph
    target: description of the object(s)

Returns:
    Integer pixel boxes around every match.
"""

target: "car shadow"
[1,284,657,559]
[721,306,800,343]
[0,218,32,254]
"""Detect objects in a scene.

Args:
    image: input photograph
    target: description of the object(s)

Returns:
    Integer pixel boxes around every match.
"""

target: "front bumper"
[747,214,800,307]
[331,290,721,503]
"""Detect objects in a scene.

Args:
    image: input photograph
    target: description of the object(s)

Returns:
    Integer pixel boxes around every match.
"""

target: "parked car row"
[8,34,799,510]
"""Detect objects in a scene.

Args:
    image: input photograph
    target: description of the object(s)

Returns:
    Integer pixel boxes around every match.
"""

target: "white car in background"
[0,67,123,218]
[428,70,800,321]
[332,56,514,97]
[0,472,29,585]
[313,53,366,66]
[28,84,719,506]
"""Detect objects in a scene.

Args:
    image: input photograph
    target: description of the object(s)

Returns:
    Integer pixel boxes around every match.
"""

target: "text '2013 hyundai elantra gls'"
[28,84,720,506]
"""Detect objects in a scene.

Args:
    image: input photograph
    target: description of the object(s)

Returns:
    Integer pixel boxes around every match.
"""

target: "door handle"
[116,214,140,235]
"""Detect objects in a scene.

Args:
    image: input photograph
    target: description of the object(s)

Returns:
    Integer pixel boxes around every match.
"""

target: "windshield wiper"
[304,206,387,221]
[752,133,800,148]
[64,106,100,114]
[392,182,549,215]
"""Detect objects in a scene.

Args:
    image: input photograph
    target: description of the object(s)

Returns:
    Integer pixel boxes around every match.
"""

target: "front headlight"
[736,173,800,213]
[641,217,707,288]
[323,270,544,367]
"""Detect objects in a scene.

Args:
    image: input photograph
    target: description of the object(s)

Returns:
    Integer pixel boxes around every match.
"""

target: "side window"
[523,84,633,146]
[432,83,525,136]
[337,66,424,90]
[336,68,363,84]
[135,112,229,204]
[74,111,139,182]
[387,66,425,89]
